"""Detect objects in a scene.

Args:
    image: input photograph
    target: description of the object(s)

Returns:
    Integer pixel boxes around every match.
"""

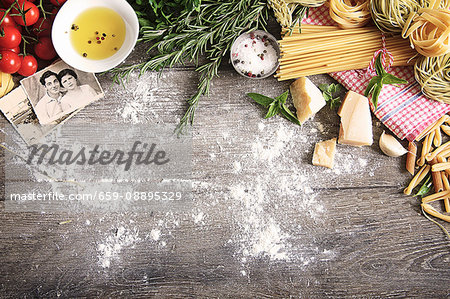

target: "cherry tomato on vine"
[32,17,51,37]
[0,9,16,27]
[0,46,20,53]
[0,50,21,73]
[12,1,39,26]
[34,36,56,60]
[50,0,66,6]
[18,54,37,76]
[0,26,21,49]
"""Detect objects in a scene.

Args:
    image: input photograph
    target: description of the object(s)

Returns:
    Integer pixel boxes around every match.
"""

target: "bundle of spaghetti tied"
[276,25,417,80]
[404,115,450,223]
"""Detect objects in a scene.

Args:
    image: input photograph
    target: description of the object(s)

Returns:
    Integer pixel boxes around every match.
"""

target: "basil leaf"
[265,103,280,119]
[371,85,382,108]
[320,83,342,110]
[247,93,275,107]
[374,53,385,76]
[330,97,340,110]
[319,84,329,92]
[415,175,432,197]
[280,108,301,126]
[364,77,379,97]
[329,83,340,93]
[323,92,331,101]
[382,73,408,85]
[275,90,289,104]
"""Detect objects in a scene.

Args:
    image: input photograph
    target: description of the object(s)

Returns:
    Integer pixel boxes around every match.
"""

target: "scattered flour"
[97,226,140,268]
[227,121,326,264]
[150,229,161,241]
[121,101,144,124]
[233,161,242,173]
[193,211,205,224]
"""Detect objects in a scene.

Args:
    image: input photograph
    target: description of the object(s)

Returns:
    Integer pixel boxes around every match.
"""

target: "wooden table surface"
[1,39,450,298]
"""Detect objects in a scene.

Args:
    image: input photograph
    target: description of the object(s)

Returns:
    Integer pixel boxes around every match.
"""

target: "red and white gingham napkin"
[302,5,450,141]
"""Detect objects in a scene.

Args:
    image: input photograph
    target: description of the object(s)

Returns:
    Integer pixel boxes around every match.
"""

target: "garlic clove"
[379,131,408,157]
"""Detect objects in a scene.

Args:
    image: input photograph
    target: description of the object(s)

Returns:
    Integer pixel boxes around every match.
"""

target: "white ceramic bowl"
[52,0,139,73]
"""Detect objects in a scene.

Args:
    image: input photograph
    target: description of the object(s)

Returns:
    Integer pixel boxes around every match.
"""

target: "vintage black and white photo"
[21,60,104,125]
[0,87,56,145]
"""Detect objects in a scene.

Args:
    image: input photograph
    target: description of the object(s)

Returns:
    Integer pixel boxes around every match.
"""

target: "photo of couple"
[21,60,104,125]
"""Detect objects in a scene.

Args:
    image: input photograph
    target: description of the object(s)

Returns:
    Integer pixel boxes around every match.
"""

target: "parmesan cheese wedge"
[290,77,326,125]
[337,91,373,146]
[312,138,337,169]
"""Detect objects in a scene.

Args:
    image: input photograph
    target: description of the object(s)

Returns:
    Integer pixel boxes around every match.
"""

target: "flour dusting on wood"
[97,226,140,268]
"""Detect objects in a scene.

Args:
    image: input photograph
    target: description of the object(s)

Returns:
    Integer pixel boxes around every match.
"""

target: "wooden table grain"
[1,41,449,298]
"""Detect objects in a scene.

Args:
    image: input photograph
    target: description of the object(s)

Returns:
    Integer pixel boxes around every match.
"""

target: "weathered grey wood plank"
[0,44,449,299]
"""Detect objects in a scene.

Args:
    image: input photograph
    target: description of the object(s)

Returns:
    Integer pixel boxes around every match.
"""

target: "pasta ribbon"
[370,0,422,33]
[414,54,450,103]
[402,8,450,57]
[329,0,371,29]
[286,0,326,7]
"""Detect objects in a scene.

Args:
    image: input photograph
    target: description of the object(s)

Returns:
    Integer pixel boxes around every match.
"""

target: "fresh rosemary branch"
[111,0,269,134]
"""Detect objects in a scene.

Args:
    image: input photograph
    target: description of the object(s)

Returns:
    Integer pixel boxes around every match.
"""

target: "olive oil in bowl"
[70,7,126,60]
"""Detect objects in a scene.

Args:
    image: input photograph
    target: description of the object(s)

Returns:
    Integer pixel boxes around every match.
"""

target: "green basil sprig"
[319,83,342,110]
[364,53,408,109]
[247,91,301,126]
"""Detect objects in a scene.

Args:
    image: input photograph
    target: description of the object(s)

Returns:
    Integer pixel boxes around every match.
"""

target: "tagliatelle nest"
[286,0,326,7]
[329,0,371,29]
[414,54,450,103]
[370,0,423,33]
[402,8,450,57]
[268,0,326,29]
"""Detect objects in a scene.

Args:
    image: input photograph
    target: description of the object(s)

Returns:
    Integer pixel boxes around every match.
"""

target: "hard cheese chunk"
[290,77,326,125]
[312,138,337,169]
[338,91,373,146]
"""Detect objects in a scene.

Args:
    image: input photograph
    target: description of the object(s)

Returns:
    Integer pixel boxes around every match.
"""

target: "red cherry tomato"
[0,9,16,27]
[18,54,37,76]
[12,1,39,26]
[0,46,20,53]
[32,17,51,37]
[0,50,21,73]
[0,26,21,49]
[34,36,56,60]
[50,0,66,6]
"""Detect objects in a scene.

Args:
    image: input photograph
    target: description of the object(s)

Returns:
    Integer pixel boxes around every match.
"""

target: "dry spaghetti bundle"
[414,54,450,103]
[329,0,371,29]
[402,8,450,57]
[276,25,417,80]
[370,0,422,33]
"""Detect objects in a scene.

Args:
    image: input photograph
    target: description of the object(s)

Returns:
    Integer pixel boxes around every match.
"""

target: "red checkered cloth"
[302,5,450,141]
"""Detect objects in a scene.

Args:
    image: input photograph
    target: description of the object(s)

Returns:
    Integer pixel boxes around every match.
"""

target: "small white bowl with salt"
[230,30,280,79]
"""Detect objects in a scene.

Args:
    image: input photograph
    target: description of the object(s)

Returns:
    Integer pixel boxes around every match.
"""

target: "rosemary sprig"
[110,0,269,134]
